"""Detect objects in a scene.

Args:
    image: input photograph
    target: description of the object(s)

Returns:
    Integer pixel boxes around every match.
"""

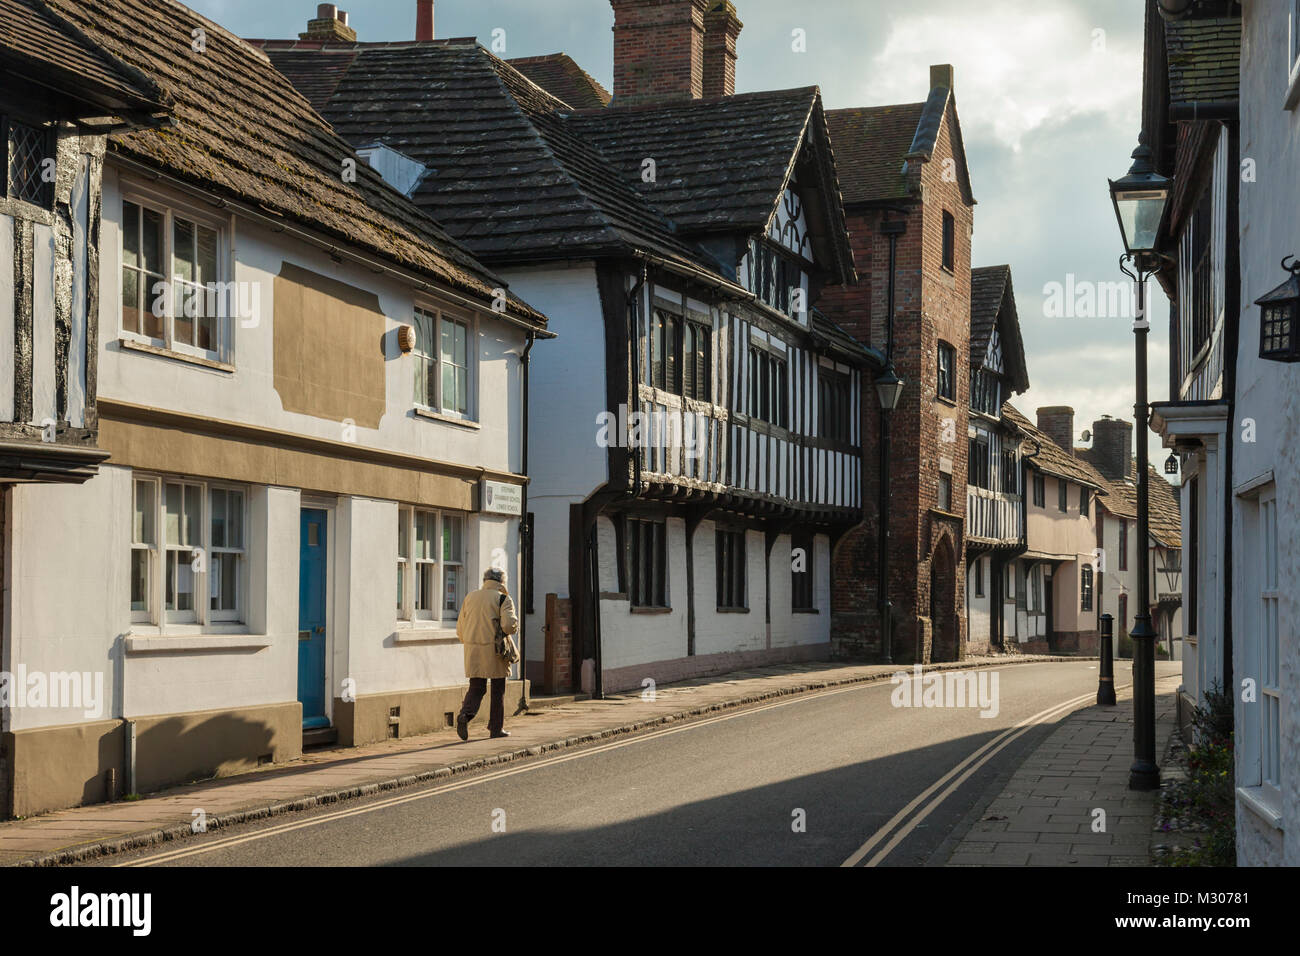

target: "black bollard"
[1097,613,1117,706]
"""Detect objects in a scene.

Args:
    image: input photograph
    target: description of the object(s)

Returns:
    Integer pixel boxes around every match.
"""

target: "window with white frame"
[413,307,474,419]
[397,507,466,623]
[120,196,227,359]
[130,475,246,625]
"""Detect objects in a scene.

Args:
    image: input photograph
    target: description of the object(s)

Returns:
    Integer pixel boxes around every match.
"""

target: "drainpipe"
[878,219,906,662]
[519,332,535,693]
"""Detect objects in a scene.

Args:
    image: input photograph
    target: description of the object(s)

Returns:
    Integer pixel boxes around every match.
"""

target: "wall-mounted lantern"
[1257,257,1300,363]
[1164,452,1179,475]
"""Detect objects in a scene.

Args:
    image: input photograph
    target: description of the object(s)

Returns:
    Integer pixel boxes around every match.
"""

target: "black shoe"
[490,729,510,739]
[456,715,469,741]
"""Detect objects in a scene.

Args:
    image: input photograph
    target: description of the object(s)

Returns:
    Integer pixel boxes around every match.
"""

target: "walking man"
[455,567,518,740]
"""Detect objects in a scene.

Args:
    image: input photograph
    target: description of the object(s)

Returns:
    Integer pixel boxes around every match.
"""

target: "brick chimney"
[1036,406,1076,456]
[930,63,955,94]
[703,2,743,98]
[1090,416,1134,481]
[610,0,710,106]
[416,0,434,42]
[300,3,356,42]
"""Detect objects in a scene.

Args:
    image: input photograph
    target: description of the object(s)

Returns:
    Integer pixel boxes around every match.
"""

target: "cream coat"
[456,580,519,680]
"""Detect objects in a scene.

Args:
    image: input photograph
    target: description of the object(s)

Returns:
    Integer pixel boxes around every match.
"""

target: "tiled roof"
[1147,469,1182,548]
[1003,403,1108,492]
[971,266,1009,357]
[567,87,855,282]
[1165,15,1240,110]
[0,0,165,115]
[262,41,704,269]
[509,53,611,110]
[825,103,923,204]
[827,86,974,207]
[41,1,544,327]
[970,265,1030,394]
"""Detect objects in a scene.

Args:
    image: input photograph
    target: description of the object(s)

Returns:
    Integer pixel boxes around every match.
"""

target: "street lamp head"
[1110,135,1171,258]
[1256,256,1300,363]
[875,365,905,412]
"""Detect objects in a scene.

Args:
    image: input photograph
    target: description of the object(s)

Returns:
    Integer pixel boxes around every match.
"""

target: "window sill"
[935,395,957,408]
[1237,786,1284,831]
[125,631,271,654]
[119,337,234,373]
[414,407,480,430]
[630,606,672,615]
[392,623,460,644]
[792,607,820,615]
[716,607,751,614]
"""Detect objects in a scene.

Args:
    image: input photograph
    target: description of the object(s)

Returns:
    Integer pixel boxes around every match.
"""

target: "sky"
[190,0,1172,472]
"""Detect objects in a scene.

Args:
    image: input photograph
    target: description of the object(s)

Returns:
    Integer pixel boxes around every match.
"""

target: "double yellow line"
[840,684,1125,867]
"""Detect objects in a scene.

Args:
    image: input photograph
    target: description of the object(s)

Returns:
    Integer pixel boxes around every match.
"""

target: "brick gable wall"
[828,100,973,663]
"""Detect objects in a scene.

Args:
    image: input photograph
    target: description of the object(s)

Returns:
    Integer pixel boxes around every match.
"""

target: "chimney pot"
[416,0,435,41]
[301,5,357,42]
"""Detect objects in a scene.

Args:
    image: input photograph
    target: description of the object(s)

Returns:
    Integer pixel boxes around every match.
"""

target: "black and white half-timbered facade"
[964,266,1030,653]
[0,0,164,484]
[263,14,876,694]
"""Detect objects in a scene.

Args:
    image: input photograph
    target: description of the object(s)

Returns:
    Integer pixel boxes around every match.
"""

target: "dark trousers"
[459,677,505,733]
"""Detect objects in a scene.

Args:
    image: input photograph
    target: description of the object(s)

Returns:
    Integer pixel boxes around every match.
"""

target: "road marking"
[840,682,1131,867]
[119,679,881,865]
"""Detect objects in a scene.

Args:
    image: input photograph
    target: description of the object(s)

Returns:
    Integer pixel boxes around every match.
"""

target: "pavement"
[944,669,1181,866]
[3,654,1072,866]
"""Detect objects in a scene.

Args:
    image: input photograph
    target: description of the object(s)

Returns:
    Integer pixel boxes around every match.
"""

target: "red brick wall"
[611,0,710,105]
[828,99,974,663]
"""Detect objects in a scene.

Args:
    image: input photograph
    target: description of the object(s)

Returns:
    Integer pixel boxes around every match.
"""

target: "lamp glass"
[1113,188,1168,255]
[875,372,904,412]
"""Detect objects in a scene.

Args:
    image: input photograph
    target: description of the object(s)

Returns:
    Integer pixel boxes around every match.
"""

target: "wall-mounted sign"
[481,480,522,516]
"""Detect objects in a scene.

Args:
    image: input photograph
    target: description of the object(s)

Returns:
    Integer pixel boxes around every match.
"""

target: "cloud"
[856,1,1143,152]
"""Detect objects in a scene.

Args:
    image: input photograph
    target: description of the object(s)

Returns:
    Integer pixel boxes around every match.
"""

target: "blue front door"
[298,509,329,728]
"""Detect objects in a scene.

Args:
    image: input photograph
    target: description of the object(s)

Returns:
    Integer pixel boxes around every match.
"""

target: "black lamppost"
[1109,133,1171,792]
[875,364,904,663]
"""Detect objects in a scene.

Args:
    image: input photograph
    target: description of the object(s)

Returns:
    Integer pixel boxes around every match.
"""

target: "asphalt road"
[101,659,1173,867]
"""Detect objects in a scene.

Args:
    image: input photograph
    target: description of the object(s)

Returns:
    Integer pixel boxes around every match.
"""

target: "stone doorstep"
[6,654,1076,867]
